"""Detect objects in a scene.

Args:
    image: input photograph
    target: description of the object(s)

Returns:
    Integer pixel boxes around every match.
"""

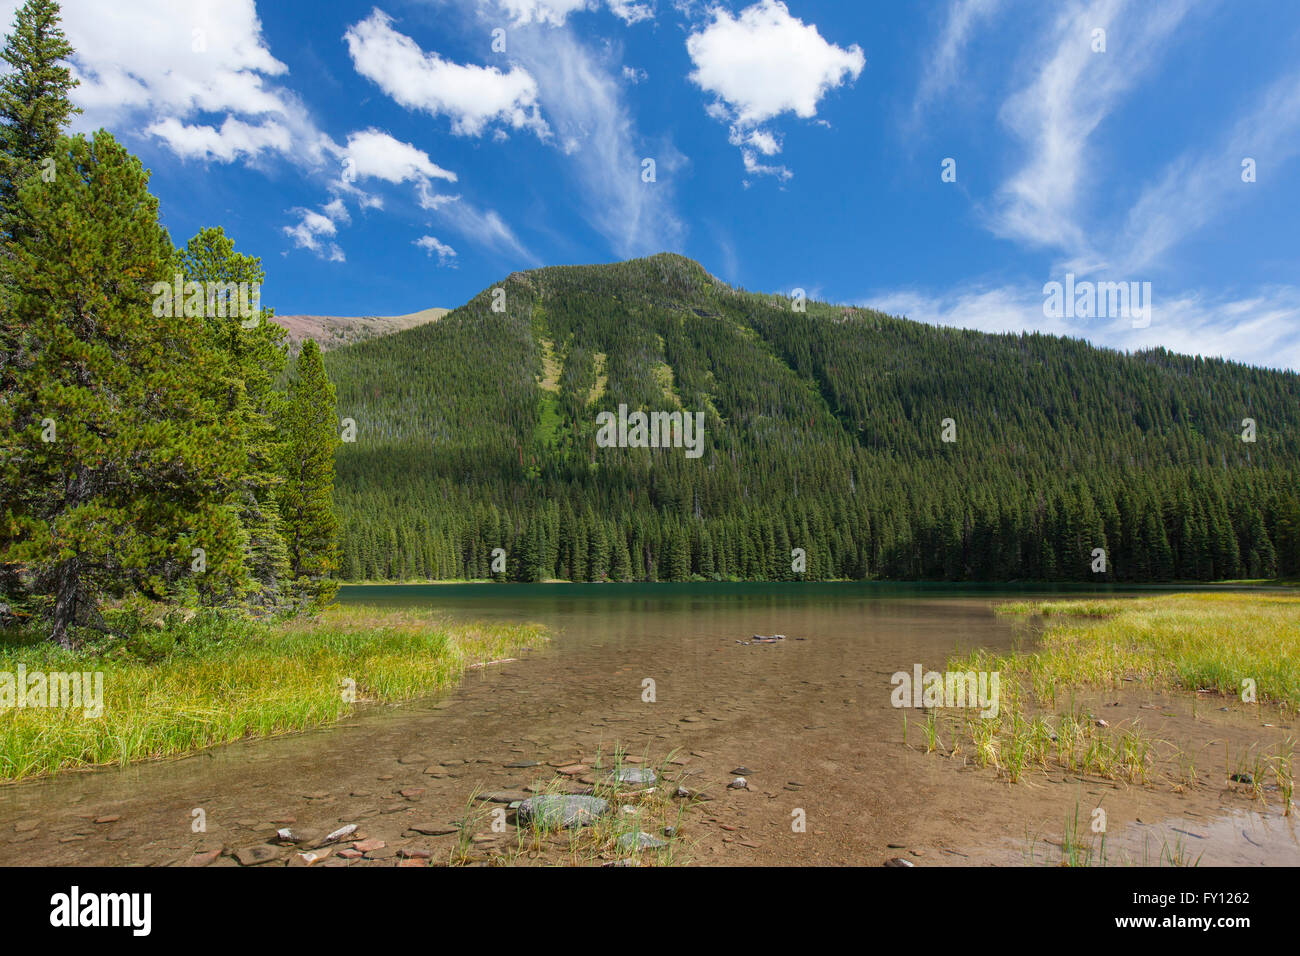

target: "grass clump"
[0,604,546,782]
[993,593,1300,709]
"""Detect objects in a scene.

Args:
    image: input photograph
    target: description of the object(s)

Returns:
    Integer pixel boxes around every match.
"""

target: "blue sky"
[7,0,1300,369]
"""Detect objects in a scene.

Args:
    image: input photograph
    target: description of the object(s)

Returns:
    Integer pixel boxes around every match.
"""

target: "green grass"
[0,605,546,782]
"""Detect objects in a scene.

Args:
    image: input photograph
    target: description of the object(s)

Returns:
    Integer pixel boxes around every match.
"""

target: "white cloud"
[488,0,654,26]
[283,207,346,262]
[342,128,457,186]
[686,1,864,122]
[144,115,292,163]
[685,0,863,180]
[344,8,549,138]
[606,0,654,24]
[24,0,334,166]
[414,234,458,265]
[437,201,535,262]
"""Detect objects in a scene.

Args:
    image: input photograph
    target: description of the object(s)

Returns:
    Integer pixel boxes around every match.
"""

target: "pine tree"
[280,340,340,606]
[0,131,246,644]
[178,226,292,604]
[0,0,79,231]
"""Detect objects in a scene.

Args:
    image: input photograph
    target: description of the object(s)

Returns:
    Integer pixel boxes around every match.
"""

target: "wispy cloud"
[907,0,1004,132]
[496,16,685,256]
[1115,69,1300,274]
[990,0,1193,260]
[866,280,1300,372]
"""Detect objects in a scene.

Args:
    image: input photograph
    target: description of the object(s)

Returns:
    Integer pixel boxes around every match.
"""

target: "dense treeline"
[0,1,339,644]
[326,254,1300,584]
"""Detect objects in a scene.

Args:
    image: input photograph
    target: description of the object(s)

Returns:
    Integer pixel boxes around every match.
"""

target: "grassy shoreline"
[989,593,1300,708]
[0,605,546,783]
[921,594,1299,795]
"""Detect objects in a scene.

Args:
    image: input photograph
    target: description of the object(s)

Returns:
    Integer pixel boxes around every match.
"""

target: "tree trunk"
[49,555,80,648]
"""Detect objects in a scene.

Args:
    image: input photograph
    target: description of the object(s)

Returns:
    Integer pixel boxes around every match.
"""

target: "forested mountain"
[325,253,1300,583]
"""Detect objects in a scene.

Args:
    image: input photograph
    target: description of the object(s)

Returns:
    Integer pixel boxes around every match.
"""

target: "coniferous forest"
[325,255,1300,584]
[0,1,339,645]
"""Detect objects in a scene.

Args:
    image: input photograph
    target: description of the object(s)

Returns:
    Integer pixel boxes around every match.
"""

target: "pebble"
[728,777,748,790]
[185,848,222,867]
[323,824,358,844]
[235,844,286,866]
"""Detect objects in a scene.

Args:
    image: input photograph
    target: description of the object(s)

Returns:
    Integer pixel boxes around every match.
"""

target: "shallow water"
[0,583,1292,866]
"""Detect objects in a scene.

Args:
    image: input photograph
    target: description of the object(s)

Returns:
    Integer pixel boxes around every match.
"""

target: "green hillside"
[323,253,1300,583]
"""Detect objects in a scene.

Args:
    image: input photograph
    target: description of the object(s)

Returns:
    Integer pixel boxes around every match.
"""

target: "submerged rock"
[235,844,286,866]
[606,767,657,789]
[617,830,667,852]
[516,794,609,830]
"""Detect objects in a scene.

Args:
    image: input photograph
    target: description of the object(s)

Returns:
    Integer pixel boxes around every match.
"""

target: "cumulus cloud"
[144,115,292,163]
[685,0,863,181]
[17,0,335,166]
[342,128,457,186]
[344,8,549,138]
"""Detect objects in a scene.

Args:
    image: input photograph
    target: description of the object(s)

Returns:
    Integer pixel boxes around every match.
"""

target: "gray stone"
[516,794,609,830]
[606,767,657,789]
[617,831,667,852]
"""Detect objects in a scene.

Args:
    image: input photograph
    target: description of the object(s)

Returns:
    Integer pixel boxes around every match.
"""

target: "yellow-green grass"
[991,593,1300,709]
[0,605,546,783]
